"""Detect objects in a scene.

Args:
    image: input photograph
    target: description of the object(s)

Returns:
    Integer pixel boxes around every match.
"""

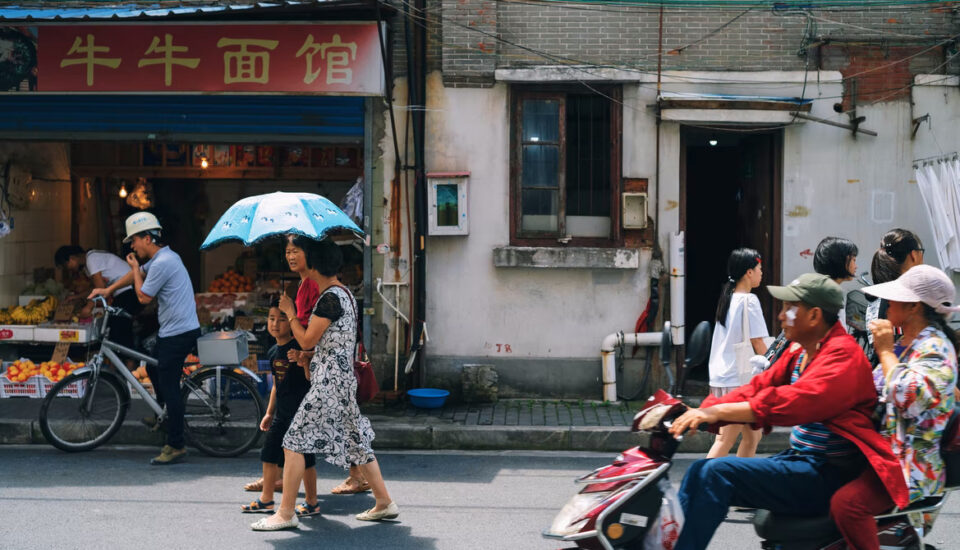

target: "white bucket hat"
[123,212,162,243]
[862,264,960,315]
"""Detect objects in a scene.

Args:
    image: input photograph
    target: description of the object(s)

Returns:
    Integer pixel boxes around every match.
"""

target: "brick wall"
[436,1,959,88]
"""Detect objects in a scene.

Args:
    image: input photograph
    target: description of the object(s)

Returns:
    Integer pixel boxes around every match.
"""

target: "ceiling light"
[118,182,128,198]
[708,139,718,147]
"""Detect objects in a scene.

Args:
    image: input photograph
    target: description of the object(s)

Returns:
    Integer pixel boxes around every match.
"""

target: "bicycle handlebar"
[91,295,133,320]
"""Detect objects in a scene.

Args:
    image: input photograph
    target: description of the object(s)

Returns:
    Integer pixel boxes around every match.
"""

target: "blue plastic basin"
[407,388,450,409]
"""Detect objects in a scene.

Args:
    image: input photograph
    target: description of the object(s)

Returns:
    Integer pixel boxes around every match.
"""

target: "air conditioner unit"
[622,192,648,229]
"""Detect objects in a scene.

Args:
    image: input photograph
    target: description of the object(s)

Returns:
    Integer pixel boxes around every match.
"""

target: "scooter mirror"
[685,321,711,369]
[659,321,672,366]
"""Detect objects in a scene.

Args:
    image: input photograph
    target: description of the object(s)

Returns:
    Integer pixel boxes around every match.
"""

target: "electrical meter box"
[622,192,648,229]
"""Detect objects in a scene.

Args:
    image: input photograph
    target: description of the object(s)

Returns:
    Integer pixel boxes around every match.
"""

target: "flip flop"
[241,498,275,513]
[331,476,371,494]
[295,501,322,517]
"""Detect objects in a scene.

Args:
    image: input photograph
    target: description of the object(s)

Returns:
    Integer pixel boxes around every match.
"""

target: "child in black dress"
[241,303,320,516]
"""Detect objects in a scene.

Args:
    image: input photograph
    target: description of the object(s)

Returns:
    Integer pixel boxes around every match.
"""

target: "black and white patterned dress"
[283,285,376,468]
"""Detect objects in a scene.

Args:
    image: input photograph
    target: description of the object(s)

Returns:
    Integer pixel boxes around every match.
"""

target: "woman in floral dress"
[252,239,398,531]
[829,264,958,550]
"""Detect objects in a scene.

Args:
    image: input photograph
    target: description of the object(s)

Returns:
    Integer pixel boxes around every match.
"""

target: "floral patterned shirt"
[873,326,957,503]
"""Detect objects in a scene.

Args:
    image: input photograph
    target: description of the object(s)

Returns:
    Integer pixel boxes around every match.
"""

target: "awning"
[0,1,379,21]
[0,95,365,143]
[658,91,813,124]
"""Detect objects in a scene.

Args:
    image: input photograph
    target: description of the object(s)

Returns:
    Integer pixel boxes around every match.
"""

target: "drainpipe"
[669,231,685,346]
[600,331,667,402]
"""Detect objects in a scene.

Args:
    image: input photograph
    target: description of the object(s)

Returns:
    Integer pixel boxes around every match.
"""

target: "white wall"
[379,70,958,391]
[419,73,652,361]
[0,142,71,306]
[650,72,943,295]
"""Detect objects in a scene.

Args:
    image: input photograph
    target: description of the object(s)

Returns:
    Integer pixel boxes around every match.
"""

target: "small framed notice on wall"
[427,172,469,236]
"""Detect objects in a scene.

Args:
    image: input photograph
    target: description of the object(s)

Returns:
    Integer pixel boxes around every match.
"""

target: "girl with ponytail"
[707,248,769,458]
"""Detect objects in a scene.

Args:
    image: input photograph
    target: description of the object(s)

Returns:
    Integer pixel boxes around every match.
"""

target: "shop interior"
[0,139,365,379]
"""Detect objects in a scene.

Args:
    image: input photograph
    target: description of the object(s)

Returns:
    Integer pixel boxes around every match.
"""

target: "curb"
[1,418,791,454]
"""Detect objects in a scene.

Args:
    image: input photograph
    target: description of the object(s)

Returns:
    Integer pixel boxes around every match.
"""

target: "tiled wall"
[0,142,71,306]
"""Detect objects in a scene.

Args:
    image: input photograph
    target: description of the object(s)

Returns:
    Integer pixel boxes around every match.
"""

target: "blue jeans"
[675,450,863,550]
[146,328,200,449]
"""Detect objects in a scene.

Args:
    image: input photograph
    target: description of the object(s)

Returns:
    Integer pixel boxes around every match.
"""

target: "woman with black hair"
[252,239,397,531]
[866,229,925,351]
[706,248,769,458]
[764,237,859,364]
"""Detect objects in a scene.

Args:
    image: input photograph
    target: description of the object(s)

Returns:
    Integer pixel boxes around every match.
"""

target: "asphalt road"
[1,446,958,550]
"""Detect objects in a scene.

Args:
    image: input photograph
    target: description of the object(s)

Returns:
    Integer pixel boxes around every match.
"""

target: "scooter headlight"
[549,492,609,536]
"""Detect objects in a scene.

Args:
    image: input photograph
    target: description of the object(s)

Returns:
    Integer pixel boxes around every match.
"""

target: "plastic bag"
[643,479,685,550]
[340,177,364,224]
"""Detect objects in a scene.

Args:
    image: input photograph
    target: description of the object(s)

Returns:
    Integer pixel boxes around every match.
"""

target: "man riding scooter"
[668,273,909,550]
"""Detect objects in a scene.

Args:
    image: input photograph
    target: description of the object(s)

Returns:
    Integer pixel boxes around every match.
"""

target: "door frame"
[679,126,784,333]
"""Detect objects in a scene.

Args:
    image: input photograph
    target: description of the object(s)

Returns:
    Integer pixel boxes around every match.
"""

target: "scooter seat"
[752,509,840,542]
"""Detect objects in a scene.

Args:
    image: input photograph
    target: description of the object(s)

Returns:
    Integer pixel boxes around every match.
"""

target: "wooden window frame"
[509,85,623,248]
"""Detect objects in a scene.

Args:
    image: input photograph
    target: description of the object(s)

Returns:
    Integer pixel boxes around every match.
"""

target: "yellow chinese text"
[59,34,122,87]
[137,34,201,86]
[216,38,279,84]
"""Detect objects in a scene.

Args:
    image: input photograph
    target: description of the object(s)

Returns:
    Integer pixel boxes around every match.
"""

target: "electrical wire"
[399,0,958,90]
[388,0,959,136]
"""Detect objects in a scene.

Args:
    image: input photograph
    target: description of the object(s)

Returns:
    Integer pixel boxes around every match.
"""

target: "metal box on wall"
[197,331,249,366]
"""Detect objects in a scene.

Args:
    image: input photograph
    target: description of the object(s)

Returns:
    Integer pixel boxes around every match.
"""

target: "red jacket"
[702,322,910,508]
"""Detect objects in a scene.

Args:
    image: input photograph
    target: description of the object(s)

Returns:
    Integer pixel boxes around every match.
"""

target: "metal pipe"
[789,112,879,136]
[600,331,664,402]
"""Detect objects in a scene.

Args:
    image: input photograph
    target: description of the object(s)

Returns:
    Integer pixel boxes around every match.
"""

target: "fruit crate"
[38,376,87,399]
[0,372,43,398]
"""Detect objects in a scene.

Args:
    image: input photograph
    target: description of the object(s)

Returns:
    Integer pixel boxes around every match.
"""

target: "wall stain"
[665,200,679,211]
[786,205,811,217]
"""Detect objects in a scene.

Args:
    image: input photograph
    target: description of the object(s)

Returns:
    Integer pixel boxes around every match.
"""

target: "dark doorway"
[681,127,782,343]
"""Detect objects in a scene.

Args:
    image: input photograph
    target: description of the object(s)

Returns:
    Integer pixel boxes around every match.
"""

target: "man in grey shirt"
[90,212,200,465]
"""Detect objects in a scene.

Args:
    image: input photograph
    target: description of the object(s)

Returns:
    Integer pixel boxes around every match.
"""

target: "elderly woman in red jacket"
[669,274,908,550]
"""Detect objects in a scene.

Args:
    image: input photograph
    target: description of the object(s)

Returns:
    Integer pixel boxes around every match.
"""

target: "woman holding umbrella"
[251,239,398,531]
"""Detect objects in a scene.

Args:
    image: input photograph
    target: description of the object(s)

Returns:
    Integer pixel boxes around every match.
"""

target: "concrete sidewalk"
[0,395,791,453]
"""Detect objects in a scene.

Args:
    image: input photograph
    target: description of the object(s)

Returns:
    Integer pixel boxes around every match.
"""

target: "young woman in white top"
[707,247,770,458]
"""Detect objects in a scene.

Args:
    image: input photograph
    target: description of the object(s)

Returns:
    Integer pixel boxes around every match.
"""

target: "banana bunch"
[0,296,57,325]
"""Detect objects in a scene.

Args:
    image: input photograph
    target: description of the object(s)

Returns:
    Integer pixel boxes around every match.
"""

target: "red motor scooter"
[543,321,711,550]
[545,321,960,550]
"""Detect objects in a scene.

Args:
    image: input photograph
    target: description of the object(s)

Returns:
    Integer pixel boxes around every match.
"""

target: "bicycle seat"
[752,509,840,542]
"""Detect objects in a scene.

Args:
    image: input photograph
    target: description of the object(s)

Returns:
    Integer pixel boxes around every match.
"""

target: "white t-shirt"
[84,250,132,294]
[708,292,769,388]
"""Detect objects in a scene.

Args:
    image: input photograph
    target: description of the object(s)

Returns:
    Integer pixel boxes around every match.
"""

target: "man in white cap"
[90,212,200,465]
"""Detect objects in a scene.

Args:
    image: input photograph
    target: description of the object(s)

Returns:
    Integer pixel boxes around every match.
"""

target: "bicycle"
[38,296,265,457]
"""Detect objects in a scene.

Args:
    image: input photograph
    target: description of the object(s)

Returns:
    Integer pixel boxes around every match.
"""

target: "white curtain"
[914,158,960,271]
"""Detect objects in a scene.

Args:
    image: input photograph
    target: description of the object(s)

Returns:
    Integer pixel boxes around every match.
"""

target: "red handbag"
[354,342,378,404]
[347,295,378,403]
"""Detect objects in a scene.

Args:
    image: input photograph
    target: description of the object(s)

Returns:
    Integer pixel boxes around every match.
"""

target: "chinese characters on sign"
[59,34,121,86]
[138,34,200,86]
[35,24,382,94]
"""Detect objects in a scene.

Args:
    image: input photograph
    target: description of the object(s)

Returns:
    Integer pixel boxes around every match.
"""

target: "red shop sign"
[33,23,383,95]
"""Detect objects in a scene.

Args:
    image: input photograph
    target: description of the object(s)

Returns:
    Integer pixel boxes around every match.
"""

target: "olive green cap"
[767,273,844,315]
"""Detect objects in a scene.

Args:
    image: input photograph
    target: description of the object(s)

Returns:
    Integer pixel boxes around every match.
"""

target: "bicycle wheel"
[182,368,264,457]
[39,370,129,452]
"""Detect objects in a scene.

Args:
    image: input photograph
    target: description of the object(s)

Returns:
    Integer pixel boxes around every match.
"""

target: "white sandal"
[355,502,400,521]
[251,515,299,531]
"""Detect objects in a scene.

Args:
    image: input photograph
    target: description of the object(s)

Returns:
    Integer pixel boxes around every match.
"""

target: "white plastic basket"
[39,376,87,398]
[0,371,43,398]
